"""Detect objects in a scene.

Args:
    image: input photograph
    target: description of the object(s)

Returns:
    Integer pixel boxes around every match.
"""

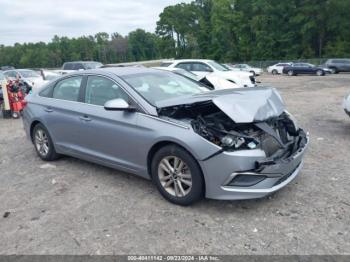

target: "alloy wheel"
[35,129,50,157]
[316,70,323,76]
[158,156,192,197]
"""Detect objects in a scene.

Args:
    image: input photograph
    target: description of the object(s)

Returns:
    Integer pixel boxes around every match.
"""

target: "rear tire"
[32,123,60,161]
[272,69,278,75]
[288,70,294,76]
[330,67,338,74]
[151,145,204,206]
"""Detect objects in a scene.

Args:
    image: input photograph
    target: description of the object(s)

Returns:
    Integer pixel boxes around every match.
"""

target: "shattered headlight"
[220,135,259,150]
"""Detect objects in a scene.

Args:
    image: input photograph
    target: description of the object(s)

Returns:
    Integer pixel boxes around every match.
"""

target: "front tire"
[288,70,294,76]
[151,145,204,206]
[316,69,324,76]
[33,123,59,161]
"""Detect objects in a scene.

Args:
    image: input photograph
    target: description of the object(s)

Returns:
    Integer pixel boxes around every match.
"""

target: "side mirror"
[104,98,136,111]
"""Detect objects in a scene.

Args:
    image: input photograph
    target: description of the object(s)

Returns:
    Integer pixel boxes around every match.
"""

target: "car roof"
[71,67,166,77]
[166,59,214,63]
[64,61,101,64]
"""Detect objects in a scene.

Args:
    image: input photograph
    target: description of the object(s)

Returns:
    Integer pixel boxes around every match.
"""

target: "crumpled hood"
[156,87,285,123]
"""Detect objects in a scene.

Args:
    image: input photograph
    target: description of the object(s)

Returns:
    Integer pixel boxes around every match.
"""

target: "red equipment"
[6,79,27,118]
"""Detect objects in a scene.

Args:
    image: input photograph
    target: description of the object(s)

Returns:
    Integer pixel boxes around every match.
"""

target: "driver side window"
[85,76,129,106]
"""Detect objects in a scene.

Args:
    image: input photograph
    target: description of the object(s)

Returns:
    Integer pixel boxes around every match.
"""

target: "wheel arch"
[147,140,206,191]
[30,120,42,142]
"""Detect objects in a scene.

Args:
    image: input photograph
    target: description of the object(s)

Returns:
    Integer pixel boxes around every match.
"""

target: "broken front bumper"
[200,129,309,200]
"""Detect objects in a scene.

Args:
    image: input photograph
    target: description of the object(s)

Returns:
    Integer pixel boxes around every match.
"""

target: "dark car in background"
[282,63,328,76]
[58,61,103,74]
[324,59,350,74]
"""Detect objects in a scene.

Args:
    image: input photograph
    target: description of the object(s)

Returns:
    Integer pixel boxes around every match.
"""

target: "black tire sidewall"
[151,145,204,206]
[33,123,59,161]
[272,70,277,75]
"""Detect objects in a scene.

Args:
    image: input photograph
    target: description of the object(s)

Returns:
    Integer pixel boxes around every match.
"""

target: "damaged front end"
[157,88,309,200]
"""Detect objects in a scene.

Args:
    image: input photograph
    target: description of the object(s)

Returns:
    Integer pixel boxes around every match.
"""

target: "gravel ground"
[0,74,349,255]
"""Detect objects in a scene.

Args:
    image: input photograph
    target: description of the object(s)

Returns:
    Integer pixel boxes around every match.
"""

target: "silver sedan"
[23,68,308,205]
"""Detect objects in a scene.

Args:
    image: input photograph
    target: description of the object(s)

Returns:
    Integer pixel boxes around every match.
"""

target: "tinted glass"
[85,76,128,106]
[192,63,212,72]
[74,63,85,70]
[53,76,82,101]
[176,63,192,71]
[122,72,208,105]
[63,63,74,70]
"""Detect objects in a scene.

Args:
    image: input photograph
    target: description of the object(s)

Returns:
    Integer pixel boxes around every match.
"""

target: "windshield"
[19,70,41,78]
[207,61,230,71]
[174,69,200,81]
[84,62,103,69]
[122,72,209,105]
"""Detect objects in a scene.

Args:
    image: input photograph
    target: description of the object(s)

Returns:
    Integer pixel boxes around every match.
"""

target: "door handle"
[79,115,92,122]
[44,107,53,113]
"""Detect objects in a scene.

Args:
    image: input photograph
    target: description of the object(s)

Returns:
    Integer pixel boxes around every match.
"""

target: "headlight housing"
[284,110,299,133]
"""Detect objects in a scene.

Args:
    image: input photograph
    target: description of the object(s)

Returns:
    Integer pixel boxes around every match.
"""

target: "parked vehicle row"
[161,59,256,88]
[224,63,263,76]
[282,63,331,76]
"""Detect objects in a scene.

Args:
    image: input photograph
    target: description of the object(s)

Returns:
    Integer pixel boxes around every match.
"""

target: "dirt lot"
[0,74,349,255]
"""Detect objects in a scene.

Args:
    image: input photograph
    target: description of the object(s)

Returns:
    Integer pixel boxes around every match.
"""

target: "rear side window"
[74,63,84,70]
[53,76,82,102]
[63,63,74,70]
[192,63,212,72]
[176,63,192,71]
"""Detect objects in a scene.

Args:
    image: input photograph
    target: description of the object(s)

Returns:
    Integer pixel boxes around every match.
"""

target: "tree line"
[1,0,350,68]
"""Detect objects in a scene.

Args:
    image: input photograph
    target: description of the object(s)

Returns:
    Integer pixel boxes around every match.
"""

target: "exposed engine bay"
[158,101,304,159]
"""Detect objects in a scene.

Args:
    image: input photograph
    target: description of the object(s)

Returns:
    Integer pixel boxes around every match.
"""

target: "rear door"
[40,75,87,153]
[75,75,143,172]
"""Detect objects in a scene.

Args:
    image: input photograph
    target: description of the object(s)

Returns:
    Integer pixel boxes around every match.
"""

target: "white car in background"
[267,63,292,75]
[3,69,48,89]
[227,64,263,76]
[163,59,256,88]
[153,67,239,90]
[344,93,350,117]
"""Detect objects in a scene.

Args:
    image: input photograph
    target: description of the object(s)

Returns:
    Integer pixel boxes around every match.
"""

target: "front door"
[75,75,144,173]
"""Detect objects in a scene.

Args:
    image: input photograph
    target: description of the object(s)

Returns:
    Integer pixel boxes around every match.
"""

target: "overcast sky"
[0,0,191,46]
